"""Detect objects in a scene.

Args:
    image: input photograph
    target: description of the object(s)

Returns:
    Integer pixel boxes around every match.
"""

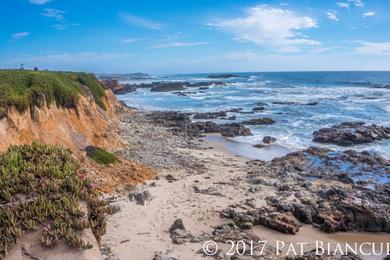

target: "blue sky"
[1,0,390,74]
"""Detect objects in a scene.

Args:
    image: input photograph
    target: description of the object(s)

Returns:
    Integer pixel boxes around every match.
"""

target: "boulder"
[263,136,276,144]
[169,219,194,244]
[218,123,252,137]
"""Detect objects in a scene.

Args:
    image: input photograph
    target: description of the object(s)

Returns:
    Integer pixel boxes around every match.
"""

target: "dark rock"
[227,116,237,120]
[193,186,225,197]
[263,136,276,144]
[153,251,178,260]
[221,207,301,234]
[101,79,138,94]
[101,79,122,92]
[169,219,186,233]
[151,82,186,92]
[272,101,297,105]
[242,118,275,125]
[313,122,390,146]
[252,106,265,112]
[129,190,152,205]
[207,74,239,79]
[218,123,252,137]
[253,144,266,148]
[244,146,390,233]
[193,111,227,119]
[190,81,226,87]
[169,219,194,244]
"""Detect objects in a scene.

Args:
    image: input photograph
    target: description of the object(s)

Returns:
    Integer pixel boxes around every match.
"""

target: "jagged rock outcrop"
[313,122,390,146]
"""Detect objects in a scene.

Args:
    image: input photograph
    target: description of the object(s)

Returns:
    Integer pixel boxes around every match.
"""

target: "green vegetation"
[0,143,108,258]
[0,70,107,117]
[85,146,118,165]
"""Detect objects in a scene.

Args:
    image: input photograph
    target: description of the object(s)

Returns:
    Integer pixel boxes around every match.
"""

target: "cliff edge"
[0,70,124,153]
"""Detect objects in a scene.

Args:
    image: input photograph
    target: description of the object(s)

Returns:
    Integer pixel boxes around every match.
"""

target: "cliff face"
[0,89,124,152]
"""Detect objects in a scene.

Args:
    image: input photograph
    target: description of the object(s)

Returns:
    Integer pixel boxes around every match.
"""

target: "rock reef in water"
[225,146,390,234]
[207,74,239,79]
[313,121,390,146]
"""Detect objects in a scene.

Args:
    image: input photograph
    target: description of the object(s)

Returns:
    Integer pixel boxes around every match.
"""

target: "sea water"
[117,71,390,159]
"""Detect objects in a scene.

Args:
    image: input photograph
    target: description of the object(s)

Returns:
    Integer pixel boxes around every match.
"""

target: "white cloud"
[209,5,319,52]
[119,38,139,44]
[42,8,65,21]
[355,42,390,55]
[12,32,29,40]
[337,2,349,8]
[150,41,212,49]
[362,11,375,17]
[29,0,51,4]
[120,13,161,30]
[326,11,339,21]
[350,0,365,7]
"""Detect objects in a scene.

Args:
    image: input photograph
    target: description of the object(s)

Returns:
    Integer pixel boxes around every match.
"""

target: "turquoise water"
[118,71,390,158]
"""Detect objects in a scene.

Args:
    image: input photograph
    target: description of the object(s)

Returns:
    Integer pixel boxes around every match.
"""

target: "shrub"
[85,146,118,165]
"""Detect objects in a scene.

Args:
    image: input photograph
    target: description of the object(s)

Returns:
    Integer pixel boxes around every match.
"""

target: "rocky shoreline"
[101,109,390,260]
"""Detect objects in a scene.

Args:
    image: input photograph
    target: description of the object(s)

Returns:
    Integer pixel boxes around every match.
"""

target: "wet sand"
[204,133,291,161]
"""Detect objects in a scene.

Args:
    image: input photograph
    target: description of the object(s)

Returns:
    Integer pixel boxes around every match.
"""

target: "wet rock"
[101,79,138,94]
[218,123,252,137]
[207,74,239,79]
[244,146,390,233]
[151,82,186,92]
[242,118,275,125]
[203,121,221,133]
[193,111,227,119]
[190,81,226,87]
[263,136,276,144]
[227,116,237,120]
[313,122,390,146]
[129,190,152,205]
[252,106,265,112]
[371,84,390,89]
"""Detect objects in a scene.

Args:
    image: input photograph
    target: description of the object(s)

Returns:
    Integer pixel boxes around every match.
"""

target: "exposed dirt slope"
[0,89,124,153]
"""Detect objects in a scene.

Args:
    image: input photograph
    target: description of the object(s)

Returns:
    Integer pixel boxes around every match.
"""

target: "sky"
[1,0,390,74]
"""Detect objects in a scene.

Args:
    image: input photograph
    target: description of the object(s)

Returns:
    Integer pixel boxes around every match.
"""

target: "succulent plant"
[0,142,108,258]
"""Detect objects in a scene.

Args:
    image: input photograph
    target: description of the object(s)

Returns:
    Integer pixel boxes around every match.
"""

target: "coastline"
[100,108,390,260]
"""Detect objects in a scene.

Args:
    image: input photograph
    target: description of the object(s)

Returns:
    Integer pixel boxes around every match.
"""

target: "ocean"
[117,71,390,159]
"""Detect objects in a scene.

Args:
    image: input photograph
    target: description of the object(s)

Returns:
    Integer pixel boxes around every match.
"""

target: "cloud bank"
[209,5,319,52]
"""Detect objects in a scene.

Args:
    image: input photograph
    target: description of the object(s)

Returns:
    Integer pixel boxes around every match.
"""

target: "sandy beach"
[100,109,390,260]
